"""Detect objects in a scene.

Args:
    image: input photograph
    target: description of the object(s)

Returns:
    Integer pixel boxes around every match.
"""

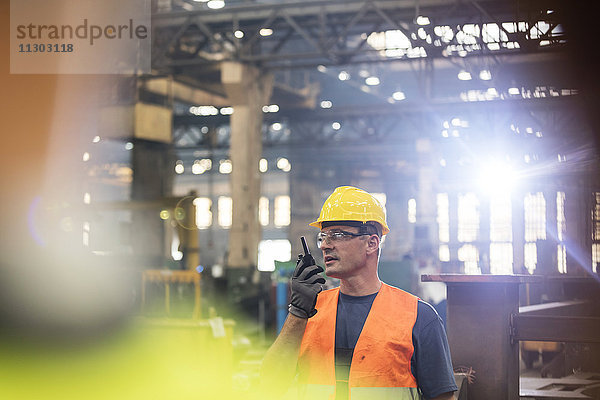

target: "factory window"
[490,243,513,274]
[524,192,546,273]
[458,244,479,274]
[558,245,567,274]
[593,244,600,274]
[524,192,546,241]
[194,197,212,229]
[259,197,269,226]
[439,244,450,262]
[557,192,566,273]
[218,196,232,228]
[458,193,479,243]
[408,198,417,224]
[274,195,291,227]
[258,239,291,272]
[490,194,513,274]
[592,192,600,273]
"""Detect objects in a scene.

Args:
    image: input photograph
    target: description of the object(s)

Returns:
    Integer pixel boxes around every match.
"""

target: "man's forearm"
[260,314,308,396]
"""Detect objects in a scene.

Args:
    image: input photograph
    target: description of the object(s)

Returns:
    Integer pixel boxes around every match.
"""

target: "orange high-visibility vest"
[297,283,421,400]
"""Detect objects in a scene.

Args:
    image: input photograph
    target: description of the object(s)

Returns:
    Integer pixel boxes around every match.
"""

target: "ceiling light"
[317,65,327,73]
[207,0,224,9]
[259,158,268,173]
[457,70,472,80]
[219,160,232,174]
[332,122,341,130]
[320,100,332,109]
[365,76,380,86]
[508,87,520,95]
[479,70,492,80]
[277,157,290,171]
[271,122,282,131]
[234,30,244,39]
[338,71,350,81]
[192,162,205,175]
[392,91,406,101]
[259,28,273,36]
[206,0,225,10]
[416,16,431,25]
[175,162,184,174]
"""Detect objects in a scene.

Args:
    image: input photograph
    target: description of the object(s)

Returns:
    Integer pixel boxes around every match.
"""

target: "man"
[261,186,457,400]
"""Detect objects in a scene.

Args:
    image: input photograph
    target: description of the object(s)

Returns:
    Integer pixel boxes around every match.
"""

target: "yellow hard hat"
[309,186,390,235]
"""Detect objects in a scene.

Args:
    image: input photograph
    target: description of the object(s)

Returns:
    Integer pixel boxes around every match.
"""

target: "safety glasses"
[316,230,370,248]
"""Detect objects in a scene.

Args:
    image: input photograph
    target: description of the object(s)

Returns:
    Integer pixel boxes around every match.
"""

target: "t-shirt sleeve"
[412,301,458,399]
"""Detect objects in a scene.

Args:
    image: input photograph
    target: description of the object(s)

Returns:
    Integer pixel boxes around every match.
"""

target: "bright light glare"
[259,28,273,36]
[82,152,90,162]
[508,87,520,95]
[320,100,332,109]
[271,122,282,131]
[332,122,341,130]
[479,162,516,194]
[234,30,244,38]
[92,136,101,143]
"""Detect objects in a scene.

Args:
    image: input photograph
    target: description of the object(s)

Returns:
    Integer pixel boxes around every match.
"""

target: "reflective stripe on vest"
[298,283,420,400]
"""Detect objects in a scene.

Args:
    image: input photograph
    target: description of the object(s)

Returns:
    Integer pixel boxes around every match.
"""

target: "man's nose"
[320,237,334,250]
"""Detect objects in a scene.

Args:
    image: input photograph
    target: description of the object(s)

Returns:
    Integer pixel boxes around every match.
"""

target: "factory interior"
[1,0,600,399]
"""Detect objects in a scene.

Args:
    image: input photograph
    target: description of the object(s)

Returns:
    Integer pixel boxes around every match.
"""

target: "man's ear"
[365,234,380,255]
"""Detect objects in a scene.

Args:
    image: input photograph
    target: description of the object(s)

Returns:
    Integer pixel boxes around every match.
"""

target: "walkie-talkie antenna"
[301,236,310,255]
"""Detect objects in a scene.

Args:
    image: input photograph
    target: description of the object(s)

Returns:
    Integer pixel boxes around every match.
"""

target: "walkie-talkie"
[297,236,316,275]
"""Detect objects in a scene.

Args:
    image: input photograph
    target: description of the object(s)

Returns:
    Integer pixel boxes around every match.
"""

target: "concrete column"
[131,140,174,268]
[222,62,273,269]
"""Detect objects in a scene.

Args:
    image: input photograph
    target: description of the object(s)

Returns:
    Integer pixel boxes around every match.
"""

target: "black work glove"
[288,253,325,319]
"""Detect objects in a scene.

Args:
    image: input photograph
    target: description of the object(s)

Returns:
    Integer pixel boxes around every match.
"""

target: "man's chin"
[324,267,341,279]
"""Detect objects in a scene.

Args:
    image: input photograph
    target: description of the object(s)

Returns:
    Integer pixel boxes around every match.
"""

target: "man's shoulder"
[415,299,442,328]
[381,283,419,300]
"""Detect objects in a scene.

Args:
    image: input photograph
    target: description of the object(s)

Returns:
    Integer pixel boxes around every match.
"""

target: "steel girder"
[151,0,565,71]
[172,95,589,150]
